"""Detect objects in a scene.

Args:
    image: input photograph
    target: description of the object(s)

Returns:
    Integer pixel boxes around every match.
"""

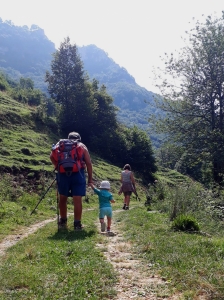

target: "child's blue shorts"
[99,207,112,219]
[57,170,86,197]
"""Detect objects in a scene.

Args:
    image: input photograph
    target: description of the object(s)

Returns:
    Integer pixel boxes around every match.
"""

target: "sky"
[1,0,224,93]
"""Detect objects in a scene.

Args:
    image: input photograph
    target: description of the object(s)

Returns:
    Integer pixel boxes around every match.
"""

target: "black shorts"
[124,191,132,196]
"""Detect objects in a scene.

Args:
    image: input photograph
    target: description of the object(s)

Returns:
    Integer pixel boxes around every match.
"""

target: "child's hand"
[118,191,121,195]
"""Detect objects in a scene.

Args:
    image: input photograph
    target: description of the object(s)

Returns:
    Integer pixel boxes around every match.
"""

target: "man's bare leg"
[73,196,83,229]
[59,195,68,219]
[58,194,68,228]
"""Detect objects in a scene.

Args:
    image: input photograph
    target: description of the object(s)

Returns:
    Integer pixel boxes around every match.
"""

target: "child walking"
[89,180,115,233]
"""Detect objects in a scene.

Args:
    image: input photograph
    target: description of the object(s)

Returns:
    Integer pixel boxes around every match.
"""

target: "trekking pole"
[30,178,56,215]
[56,188,59,232]
[134,190,141,201]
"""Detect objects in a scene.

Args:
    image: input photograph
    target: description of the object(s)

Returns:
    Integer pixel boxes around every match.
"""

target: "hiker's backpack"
[53,139,85,175]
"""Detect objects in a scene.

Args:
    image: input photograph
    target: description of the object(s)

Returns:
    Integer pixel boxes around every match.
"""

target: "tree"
[19,77,34,89]
[156,142,184,170]
[153,13,224,184]
[45,37,93,135]
[0,73,10,91]
[87,79,120,155]
[124,126,157,180]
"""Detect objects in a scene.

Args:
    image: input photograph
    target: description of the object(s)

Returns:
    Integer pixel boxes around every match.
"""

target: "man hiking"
[50,132,93,230]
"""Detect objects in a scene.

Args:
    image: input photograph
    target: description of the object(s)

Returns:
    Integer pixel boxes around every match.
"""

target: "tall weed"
[151,180,224,234]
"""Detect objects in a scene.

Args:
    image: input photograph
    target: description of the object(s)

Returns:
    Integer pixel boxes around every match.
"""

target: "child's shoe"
[107,227,110,233]
[125,206,129,210]
[122,204,126,210]
[101,222,106,232]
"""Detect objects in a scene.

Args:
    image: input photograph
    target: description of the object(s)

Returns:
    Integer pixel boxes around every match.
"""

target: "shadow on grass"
[48,229,96,241]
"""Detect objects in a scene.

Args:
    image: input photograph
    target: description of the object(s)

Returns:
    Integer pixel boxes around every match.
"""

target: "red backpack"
[54,139,85,175]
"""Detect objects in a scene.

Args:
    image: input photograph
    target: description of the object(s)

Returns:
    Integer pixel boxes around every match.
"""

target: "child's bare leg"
[107,216,112,228]
[100,218,106,232]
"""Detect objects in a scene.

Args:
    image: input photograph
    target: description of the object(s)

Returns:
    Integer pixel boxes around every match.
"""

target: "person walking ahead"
[89,181,115,233]
[50,132,93,230]
[119,164,136,210]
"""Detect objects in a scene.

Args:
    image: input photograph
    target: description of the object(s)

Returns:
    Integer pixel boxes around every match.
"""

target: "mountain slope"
[78,44,155,111]
[0,20,161,146]
[0,20,156,111]
[0,19,55,92]
[78,45,162,146]
[0,91,57,173]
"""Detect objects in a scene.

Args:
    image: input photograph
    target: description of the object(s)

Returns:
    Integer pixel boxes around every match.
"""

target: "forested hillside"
[78,45,162,147]
[0,45,157,183]
[0,19,161,146]
[0,19,55,92]
[78,44,154,111]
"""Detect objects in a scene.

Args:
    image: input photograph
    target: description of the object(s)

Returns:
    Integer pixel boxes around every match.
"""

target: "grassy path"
[95,209,181,300]
[0,206,182,299]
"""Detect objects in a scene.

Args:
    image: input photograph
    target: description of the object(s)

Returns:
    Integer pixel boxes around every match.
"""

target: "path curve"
[0,218,56,257]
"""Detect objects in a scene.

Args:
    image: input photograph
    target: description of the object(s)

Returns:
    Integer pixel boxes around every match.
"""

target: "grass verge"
[115,207,224,299]
[0,209,117,300]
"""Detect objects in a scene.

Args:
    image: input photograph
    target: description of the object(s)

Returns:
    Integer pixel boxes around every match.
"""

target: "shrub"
[21,148,32,155]
[172,214,200,232]
[0,148,10,156]
[0,74,9,91]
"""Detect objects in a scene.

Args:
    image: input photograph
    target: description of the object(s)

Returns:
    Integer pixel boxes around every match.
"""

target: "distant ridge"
[78,44,155,111]
[0,19,55,91]
[0,19,155,111]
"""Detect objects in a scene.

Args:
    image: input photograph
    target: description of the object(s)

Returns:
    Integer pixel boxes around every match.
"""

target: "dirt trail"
[0,210,180,299]
[0,218,56,257]
[96,210,180,300]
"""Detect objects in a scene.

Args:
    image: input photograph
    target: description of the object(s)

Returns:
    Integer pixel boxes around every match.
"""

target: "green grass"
[155,167,192,186]
[2,202,223,299]
[0,92,57,172]
[1,88,224,299]
[0,210,117,300]
[116,208,224,299]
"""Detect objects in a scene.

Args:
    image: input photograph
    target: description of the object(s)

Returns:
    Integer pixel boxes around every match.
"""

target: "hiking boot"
[74,221,83,231]
[122,204,126,210]
[125,206,129,210]
[58,218,68,230]
[101,222,106,232]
